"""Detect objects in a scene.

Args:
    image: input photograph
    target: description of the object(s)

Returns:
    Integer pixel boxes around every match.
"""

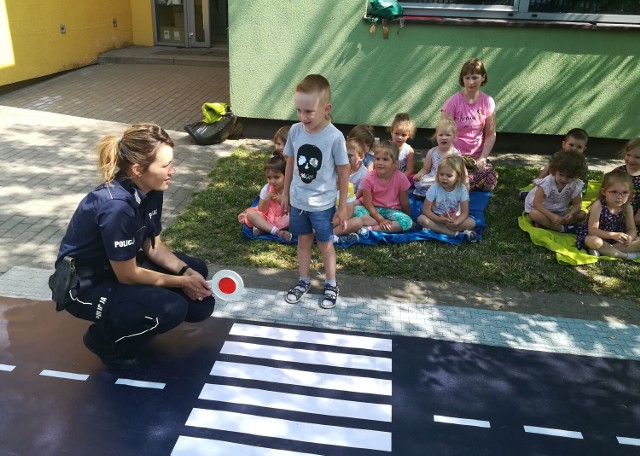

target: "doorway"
[154,0,226,47]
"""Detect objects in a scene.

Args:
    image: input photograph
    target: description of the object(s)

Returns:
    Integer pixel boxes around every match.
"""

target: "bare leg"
[529,209,562,232]
[317,240,336,282]
[584,235,629,259]
[417,214,457,235]
[297,234,314,277]
[246,211,274,233]
[333,217,364,236]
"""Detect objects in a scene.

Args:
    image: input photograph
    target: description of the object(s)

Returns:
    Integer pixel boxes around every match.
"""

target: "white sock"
[626,252,640,260]
[270,226,278,235]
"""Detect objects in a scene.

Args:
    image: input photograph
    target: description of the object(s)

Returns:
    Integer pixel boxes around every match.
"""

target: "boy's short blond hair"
[296,74,331,104]
[346,137,365,159]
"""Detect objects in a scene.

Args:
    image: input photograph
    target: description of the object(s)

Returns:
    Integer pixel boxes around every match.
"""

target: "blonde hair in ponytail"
[97,123,174,185]
[98,135,120,184]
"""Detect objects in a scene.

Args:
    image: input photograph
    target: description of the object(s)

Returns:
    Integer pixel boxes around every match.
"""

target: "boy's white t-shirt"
[284,122,349,212]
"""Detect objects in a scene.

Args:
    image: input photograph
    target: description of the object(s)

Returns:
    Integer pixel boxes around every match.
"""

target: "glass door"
[154,0,210,47]
[154,0,187,46]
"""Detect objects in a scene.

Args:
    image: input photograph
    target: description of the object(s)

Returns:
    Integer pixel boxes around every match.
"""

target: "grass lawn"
[164,147,640,301]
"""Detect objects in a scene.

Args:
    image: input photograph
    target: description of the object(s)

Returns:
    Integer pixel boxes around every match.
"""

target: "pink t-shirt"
[442,91,495,159]
[359,170,411,210]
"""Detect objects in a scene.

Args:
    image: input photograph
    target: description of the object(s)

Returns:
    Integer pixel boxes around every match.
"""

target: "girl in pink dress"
[238,156,292,241]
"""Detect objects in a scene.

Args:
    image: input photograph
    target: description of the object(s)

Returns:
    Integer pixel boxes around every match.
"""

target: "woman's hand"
[475,157,487,170]
[182,269,212,301]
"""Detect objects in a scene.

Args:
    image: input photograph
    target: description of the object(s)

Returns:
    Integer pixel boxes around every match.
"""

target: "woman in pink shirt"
[441,58,498,192]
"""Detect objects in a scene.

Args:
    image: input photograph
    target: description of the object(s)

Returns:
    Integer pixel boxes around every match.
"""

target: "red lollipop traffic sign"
[209,269,245,301]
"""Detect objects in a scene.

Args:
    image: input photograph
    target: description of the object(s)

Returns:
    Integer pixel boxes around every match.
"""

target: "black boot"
[83,324,139,370]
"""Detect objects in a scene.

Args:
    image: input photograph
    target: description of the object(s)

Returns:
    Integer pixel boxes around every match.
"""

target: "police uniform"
[55,176,215,349]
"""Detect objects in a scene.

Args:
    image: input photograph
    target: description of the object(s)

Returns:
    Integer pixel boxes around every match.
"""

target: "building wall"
[228,0,639,139]
[131,1,154,47]
[0,0,133,86]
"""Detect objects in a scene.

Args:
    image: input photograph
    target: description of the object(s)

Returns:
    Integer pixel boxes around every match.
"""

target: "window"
[400,1,640,25]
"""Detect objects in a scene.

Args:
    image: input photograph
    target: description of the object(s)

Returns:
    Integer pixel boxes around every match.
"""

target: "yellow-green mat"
[518,181,636,265]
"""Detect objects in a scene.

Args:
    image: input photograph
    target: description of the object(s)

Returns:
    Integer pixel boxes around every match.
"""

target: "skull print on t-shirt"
[297,144,323,184]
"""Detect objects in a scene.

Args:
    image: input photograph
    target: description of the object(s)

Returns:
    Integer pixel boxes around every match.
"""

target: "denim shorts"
[289,206,335,243]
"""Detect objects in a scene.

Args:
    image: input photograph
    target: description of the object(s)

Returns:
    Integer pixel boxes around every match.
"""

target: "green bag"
[201,102,229,124]
[368,0,403,21]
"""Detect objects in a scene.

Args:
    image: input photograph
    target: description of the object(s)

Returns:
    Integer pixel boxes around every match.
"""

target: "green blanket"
[518,180,634,265]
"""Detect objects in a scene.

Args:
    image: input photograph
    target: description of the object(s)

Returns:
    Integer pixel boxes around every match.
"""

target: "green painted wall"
[228,0,639,139]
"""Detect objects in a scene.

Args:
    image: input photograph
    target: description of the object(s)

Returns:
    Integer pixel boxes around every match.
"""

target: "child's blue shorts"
[289,206,335,243]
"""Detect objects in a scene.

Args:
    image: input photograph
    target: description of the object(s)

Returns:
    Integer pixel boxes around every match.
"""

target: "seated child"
[238,156,292,241]
[417,155,477,240]
[612,137,640,226]
[390,113,415,184]
[353,140,413,233]
[332,178,364,244]
[520,128,589,200]
[272,126,290,160]
[414,118,461,198]
[348,124,376,171]
[575,170,640,260]
[331,138,370,244]
[347,137,369,197]
[524,152,587,233]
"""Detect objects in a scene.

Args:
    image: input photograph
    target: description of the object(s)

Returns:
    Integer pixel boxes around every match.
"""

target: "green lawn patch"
[164,147,639,301]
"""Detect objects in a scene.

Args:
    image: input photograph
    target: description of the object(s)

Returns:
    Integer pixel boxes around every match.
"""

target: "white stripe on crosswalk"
[39,370,89,381]
[172,435,321,455]
[0,363,15,372]
[115,378,166,389]
[185,408,392,452]
[617,436,640,446]
[199,383,392,422]
[230,323,392,351]
[220,340,391,372]
[210,361,392,395]
[523,425,583,439]
[434,415,491,428]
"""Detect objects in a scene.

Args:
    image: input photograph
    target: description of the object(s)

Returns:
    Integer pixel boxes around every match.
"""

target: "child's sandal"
[461,229,478,242]
[276,230,293,242]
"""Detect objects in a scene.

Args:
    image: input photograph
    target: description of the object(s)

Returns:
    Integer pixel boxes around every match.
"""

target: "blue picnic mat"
[241,192,491,247]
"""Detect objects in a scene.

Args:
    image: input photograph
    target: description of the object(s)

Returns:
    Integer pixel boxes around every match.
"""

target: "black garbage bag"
[184,104,239,145]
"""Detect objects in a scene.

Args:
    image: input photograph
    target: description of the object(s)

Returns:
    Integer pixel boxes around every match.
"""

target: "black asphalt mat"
[1,297,638,455]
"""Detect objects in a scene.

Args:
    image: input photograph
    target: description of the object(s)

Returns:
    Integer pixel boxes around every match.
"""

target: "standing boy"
[282,74,350,309]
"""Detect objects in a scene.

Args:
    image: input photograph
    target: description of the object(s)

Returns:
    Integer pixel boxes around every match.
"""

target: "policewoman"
[52,123,215,369]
